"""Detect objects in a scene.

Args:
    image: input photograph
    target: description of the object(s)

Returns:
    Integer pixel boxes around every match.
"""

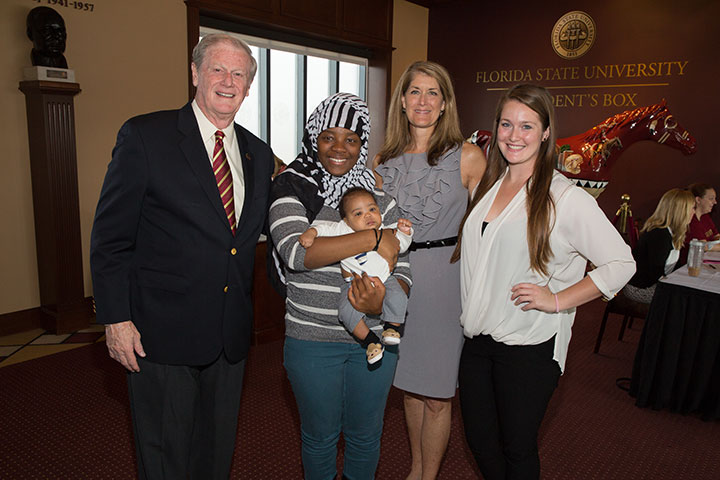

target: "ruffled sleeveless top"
[376,145,466,242]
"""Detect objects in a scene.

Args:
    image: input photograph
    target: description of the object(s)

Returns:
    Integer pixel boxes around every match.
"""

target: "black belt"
[409,236,458,251]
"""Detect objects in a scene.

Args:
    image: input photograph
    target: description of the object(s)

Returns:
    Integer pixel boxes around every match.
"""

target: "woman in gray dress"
[373,61,486,480]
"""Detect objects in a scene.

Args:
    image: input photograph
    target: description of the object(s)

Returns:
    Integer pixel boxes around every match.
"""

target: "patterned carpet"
[1,299,719,478]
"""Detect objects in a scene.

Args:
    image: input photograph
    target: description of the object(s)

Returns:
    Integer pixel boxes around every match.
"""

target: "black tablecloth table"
[629,281,720,420]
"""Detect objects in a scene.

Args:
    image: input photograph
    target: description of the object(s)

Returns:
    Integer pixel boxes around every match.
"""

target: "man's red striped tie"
[213,130,236,234]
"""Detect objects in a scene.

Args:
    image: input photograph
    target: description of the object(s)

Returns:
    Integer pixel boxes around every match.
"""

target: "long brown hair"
[451,84,558,276]
[376,61,464,166]
[642,188,695,249]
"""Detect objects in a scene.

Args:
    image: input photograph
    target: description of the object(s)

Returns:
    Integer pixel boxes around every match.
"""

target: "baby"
[299,187,413,364]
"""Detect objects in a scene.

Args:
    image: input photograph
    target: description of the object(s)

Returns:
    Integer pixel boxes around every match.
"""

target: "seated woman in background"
[624,188,695,304]
[687,183,720,245]
[679,183,719,265]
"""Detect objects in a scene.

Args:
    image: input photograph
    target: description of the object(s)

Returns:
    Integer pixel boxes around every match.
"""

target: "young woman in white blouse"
[450,84,636,480]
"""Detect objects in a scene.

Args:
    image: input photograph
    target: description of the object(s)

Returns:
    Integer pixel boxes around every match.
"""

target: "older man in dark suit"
[90,33,273,479]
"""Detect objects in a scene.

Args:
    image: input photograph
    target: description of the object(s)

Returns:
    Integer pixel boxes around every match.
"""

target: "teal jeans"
[284,336,398,480]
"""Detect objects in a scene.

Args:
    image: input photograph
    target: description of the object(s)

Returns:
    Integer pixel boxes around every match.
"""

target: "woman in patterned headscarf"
[269,93,411,479]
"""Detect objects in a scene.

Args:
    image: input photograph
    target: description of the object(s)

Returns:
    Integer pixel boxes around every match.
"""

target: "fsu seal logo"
[552,11,596,59]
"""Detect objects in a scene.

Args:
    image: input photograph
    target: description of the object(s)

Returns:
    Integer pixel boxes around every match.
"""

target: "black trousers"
[458,334,560,480]
[127,352,246,480]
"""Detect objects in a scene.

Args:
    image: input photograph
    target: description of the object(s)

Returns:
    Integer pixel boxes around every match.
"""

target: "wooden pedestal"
[19,80,90,334]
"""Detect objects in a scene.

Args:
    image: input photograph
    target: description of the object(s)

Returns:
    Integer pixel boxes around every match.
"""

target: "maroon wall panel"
[427,0,720,222]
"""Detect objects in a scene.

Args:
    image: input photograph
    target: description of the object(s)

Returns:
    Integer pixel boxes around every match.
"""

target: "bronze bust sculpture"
[26,6,68,69]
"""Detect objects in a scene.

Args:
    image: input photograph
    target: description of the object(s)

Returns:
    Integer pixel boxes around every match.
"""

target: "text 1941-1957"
[34,0,95,13]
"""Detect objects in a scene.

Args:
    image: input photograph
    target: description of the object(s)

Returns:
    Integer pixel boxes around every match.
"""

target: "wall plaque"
[551,11,596,60]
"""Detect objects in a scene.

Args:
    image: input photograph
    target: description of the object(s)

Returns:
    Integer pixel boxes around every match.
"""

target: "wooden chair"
[594,291,650,353]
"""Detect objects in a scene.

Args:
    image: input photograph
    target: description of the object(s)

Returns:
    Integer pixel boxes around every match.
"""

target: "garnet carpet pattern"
[1,299,719,479]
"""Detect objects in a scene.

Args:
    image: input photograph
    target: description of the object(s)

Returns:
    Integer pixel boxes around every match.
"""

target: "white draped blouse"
[460,170,635,372]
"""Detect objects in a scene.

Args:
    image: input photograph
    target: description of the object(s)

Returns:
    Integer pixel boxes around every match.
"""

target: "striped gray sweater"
[268,188,412,343]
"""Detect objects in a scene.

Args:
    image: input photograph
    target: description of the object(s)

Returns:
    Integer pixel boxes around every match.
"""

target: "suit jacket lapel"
[234,124,256,233]
[177,103,230,231]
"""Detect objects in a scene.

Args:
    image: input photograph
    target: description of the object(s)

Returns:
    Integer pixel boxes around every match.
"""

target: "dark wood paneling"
[251,242,285,345]
[226,0,275,13]
[186,0,392,49]
[281,0,338,29]
[367,47,392,154]
[0,308,43,337]
[343,0,392,41]
[187,4,200,100]
[0,297,95,336]
[199,0,276,15]
[405,0,454,7]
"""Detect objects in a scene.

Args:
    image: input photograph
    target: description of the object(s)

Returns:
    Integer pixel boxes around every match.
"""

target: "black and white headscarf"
[271,92,375,222]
